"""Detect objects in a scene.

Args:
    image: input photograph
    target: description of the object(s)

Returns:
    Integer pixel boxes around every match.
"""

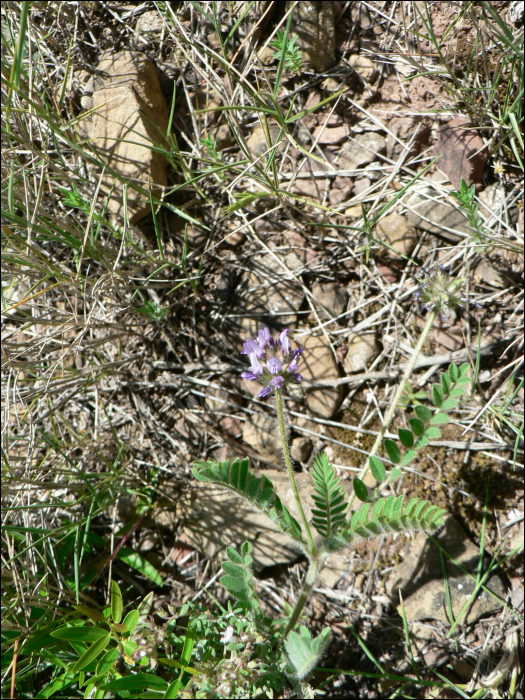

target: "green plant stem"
[283,558,322,639]
[274,389,316,554]
[348,309,438,509]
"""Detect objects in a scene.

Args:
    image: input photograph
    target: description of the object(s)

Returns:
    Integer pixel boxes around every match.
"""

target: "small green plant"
[269,30,303,73]
[136,299,168,321]
[190,309,474,697]
[200,134,221,162]
[450,177,489,247]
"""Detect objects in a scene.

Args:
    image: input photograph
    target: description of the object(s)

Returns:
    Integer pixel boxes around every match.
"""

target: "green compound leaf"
[441,372,451,393]
[284,626,331,684]
[225,546,243,565]
[432,384,444,407]
[386,467,402,484]
[409,418,425,436]
[459,362,470,376]
[414,405,432,422]
[193,457,303,544]
[448,363,459,381]
[456,376,473,386]
[340,497,447,547]
[369,456,386,483]
[384,439,401,464]
[353,477,368,503]
[310,452,348,538]
[414,435,429,450]
[430,412,450,426]
[439,398,457,410]
[423,426,441,439]
[449,387,465,398]
[398,428,414,448]
[400,450,417,466]
[220,542,260,610]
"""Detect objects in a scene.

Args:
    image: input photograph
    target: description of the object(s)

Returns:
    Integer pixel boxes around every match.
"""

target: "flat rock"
[338,132,386,171]
[388,516,506,624]
[344,334,379,373]
[289,0,335,73]
[311,282,348,320]
[473,258,511,289]
[433,116,488,191]
[375,212,418,257]
[78,51,169,223]
[291,178,329,199]
[182,469,353,577]
[313,123,350,145]
[405,187,471,242]
[242,413,283,462]
[301,334,343,417]
[349,55,378,83]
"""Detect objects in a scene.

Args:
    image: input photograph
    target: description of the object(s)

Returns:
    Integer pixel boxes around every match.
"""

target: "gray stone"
[78,51,169,223]
[405,187,471,242]
[343,334,379,373]
[338,132,386,171]
[388,516,506,624]
[311,282,348,320]
[290,436,313,462]
[301,334,343,417]
[375,212,418,257]
[242,413,283,462]
[289,0,335,73]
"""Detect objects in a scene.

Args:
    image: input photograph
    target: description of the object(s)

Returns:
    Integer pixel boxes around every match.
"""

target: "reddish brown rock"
[433,116,488,191]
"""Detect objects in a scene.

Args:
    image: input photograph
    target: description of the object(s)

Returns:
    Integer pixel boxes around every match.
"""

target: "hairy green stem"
[274,389,316,554]
[348,308,438,509]
[283,557,323,639]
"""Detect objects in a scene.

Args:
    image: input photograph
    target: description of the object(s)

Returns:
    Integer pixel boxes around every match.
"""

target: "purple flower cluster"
[241,327,304,399]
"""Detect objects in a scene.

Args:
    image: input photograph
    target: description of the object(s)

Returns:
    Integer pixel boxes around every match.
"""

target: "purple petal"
[288,358,299,372]
[267,357,282,374]
[242,338,264,358]
[270,375,284,389]
[257,327,270,350]
[292,373,302,381]
[241,371,258,380]
[291,348,305,358]
[248,351,263,375]
[278,329,290,354]
[257,385,271,398]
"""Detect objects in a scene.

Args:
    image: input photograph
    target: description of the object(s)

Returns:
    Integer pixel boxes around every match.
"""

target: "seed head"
[413,264,481,318]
